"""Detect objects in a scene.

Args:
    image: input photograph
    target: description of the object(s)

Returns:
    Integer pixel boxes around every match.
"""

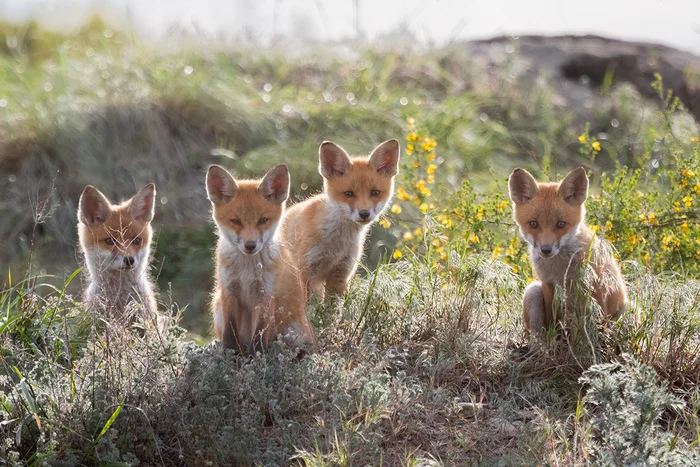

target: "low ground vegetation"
[1,18,699,465]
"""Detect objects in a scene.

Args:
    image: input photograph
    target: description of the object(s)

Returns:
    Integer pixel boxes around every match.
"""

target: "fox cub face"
[207,164,290,255]
[509,167,589,258]
[320,139,400,224]
[78,184,156,271]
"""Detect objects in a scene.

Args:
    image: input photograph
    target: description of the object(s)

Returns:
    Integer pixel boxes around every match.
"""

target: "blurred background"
[1,0,699,337]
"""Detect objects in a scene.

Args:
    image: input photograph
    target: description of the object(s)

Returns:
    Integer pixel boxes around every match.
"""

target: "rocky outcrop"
[468,35,700,120]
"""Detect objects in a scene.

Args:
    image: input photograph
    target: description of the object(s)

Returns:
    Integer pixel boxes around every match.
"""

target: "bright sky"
[2,0,699,53]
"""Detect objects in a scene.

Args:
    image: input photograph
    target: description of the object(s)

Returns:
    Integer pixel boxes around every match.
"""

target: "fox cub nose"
[540,245,553,255]
[123,256,135,267]
[244,241,257,252]
[358,210,371,220]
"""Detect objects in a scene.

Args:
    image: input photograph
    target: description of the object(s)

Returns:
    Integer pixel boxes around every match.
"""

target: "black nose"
[540,245,553,255]
[358,210,371,220]
[244,241,257,252]
[124,256,135,267]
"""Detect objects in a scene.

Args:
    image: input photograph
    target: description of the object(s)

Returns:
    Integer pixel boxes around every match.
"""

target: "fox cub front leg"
[523,281,560,333]
[523,281,545,333]
[324,262,356,297]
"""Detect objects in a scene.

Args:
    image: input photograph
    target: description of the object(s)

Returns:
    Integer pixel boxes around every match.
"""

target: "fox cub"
[78,184,158,322]
[206,164,316,354]
[282,140,400,299]
[508,167,627,332]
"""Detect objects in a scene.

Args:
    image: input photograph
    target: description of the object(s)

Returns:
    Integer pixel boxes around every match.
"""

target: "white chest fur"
[218,239,277,309]
[306,200,367,274]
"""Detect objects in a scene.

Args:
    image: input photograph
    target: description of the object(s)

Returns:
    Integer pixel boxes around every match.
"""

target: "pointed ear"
[558,167,589,205]
[206,165,238,204]
[508,168,540,204]
[78,185,112,225]
[319,141,352,178]
[129,183,156,223]
[369,139,400,177]
[258,164,290,203]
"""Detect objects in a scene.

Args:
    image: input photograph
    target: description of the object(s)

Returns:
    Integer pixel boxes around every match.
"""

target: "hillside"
[1,20,700,465]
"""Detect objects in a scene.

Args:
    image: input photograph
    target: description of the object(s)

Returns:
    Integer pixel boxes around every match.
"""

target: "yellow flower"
[683,195,693,208]
[421,137,437,151]
[416,179,431,196]
[412,160,421,168]
[590,224,600,234]
[407,117,415,127]
[691,136,700,143]
[427,174,435,183]
[492,246,504,259]
[469,233,480,244]
[682,168,695,178]
[578,134,586,143]
[419,203,429,214]
[413,227,422,236]
[379,218,391,229]
[695,182,700,196]
[661,234,677,251]
[497,200,509,213]
[426,153,436,162]
[396,187,411,201]
[406,144,414,155]
[628,234,637,245]
[681,222,690,233]
[511,264,519,273]
[392,250,403,259]
[643,251,651,264]
[640,212,657,224]
[475,206,484,221]
[407,132,420,142]
[674,201,682,213]
[403,231,413,241]
[605,220,613,231]
[391,204,402,214]
[427,164,437,175]
[592,141,601,151]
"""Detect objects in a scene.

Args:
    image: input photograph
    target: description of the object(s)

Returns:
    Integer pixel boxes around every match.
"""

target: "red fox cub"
[206,164,316,354]
[78,184,158,322]
[282,140,400,299]
[508,167,627,332]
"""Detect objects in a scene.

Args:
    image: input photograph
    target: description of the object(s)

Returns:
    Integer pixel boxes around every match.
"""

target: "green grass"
[0,18,660,335]
[1,18,700,465]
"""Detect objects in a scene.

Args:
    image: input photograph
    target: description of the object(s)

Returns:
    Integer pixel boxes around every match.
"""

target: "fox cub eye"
[258,217,268,225]
[231,219,242,225]
[529,221,538,228]
[105,238,115,246]
[132,237,142,245]
[556,221,566,229]
[344,191,354,198]
[370,189,380,196]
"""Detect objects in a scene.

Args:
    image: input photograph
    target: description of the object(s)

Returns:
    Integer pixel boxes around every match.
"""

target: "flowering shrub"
[389,81,700,277]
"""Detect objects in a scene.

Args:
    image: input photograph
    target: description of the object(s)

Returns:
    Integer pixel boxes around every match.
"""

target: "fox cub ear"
[369,139,400,177]
[130,183,156,223]
[259,164,290,203]
[206,165,238,205]
[558,167,589,206]
[509,168,539,204]
[78,186,112,225]
[319,141,352,178]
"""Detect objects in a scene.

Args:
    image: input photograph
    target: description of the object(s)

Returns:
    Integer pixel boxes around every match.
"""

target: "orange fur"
[508,167,627,332]
[77,184,158,322]
[207,164,316,354]
[282,140,400,299]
